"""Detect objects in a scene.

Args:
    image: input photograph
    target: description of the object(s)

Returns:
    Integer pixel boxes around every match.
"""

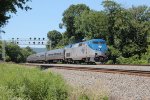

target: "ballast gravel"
[48,68,150,100]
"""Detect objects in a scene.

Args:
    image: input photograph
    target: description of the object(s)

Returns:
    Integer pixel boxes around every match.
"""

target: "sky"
[1,0,150,48]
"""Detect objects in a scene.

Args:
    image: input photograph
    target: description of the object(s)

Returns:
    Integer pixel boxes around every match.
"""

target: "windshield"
[93,41,105,44]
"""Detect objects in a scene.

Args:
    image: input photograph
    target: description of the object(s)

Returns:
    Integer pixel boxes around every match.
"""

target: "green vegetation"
[0,63,68,100]
[47,1,150,64]
[0,63,108,100]
[0,41,35,63]
[69,87,108,100]
[47,30,62,49]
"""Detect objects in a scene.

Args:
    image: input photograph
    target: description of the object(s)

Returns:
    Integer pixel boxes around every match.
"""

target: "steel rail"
[23,63,150,77]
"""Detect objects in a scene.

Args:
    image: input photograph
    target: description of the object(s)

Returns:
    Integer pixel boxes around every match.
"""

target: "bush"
[69,86,108,100]
[0,63,68,100]
[116,56,148,65]
[105,60,113,64]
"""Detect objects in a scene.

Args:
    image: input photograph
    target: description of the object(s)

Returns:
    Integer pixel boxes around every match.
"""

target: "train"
[27,39,108,64]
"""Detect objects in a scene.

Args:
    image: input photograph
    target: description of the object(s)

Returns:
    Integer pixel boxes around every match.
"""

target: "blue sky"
[2,0,150,48]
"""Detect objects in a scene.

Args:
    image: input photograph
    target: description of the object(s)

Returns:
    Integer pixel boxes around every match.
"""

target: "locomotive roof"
[65,39,106,48]
[46,48,64,53]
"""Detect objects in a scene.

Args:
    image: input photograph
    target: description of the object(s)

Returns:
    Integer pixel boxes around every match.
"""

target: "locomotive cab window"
[93,41,105,44]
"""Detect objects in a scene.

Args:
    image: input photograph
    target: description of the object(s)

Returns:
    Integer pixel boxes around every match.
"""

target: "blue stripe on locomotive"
[86,39,108,53]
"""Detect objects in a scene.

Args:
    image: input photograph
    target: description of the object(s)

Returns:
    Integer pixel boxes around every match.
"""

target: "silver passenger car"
[46,49,65,63]
[26,54,38,63]
[35,52,46,63]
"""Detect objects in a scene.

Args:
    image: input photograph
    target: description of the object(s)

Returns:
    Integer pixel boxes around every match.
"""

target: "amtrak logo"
[98,45,102,48]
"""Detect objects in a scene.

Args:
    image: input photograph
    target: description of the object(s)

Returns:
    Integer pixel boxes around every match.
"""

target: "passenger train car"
[46,49,65,63]
[26,39,108,64]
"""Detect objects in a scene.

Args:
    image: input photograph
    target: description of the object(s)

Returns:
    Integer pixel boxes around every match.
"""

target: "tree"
[0,0,31,28]
[127,6,150,58]
[47,30,62,49]
[26,46,36,54]
[5,43,22,62]
[4,43,35,63]
[75,10,108,40]
[129,5,150,22]
[61,4,90,43]
[102,0,122,45]
[102,1,150,63]
[56,32,69,48]
[20,48,33,62]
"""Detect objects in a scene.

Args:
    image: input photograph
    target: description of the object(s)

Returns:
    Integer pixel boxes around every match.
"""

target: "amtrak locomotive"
[27,39,108,64]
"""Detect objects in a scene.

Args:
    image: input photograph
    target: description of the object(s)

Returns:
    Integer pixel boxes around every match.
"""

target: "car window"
[93,41,105,44]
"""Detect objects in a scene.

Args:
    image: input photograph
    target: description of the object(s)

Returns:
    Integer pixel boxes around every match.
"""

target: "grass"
[0,63,68,100]
[69,86,108,100]
[0,63,108,100]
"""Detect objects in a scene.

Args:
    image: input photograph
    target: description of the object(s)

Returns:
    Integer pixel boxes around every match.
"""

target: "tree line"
[0,41,35,63]
[47,1,150,64]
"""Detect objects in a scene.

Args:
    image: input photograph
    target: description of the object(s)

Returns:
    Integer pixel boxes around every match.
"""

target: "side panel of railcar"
[46,49,65,62]
[36,52,46,62]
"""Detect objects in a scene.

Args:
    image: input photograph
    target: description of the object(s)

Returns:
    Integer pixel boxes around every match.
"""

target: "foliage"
[102,0,122,46]
[79,94,90,100]
[102,0,150,64]
[106,46,121,64]
[75,10,108,40]
[0,0,31,28]
[116,56,148,64]
[69,87,108,100]
[0,63,68,100]
[26,46,36,54]
[5,43,22,62]
[61,4,90,43]
[78,94,108,100]
[0,41,35,63]
[47,30,62,49]
[54,31,73,49]
[20,47,35,63]
[0,63,109,100]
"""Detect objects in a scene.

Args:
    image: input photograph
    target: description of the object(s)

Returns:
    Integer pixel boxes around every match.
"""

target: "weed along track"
[24,63,150,77]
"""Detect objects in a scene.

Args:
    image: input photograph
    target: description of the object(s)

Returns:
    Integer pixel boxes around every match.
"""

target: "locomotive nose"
[99,44,108,53]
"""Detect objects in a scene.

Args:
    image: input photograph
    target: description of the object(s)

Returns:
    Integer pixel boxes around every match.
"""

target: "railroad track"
[24,63,150,77]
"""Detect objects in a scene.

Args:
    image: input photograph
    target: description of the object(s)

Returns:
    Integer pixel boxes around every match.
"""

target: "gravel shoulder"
[48,68,150,100]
